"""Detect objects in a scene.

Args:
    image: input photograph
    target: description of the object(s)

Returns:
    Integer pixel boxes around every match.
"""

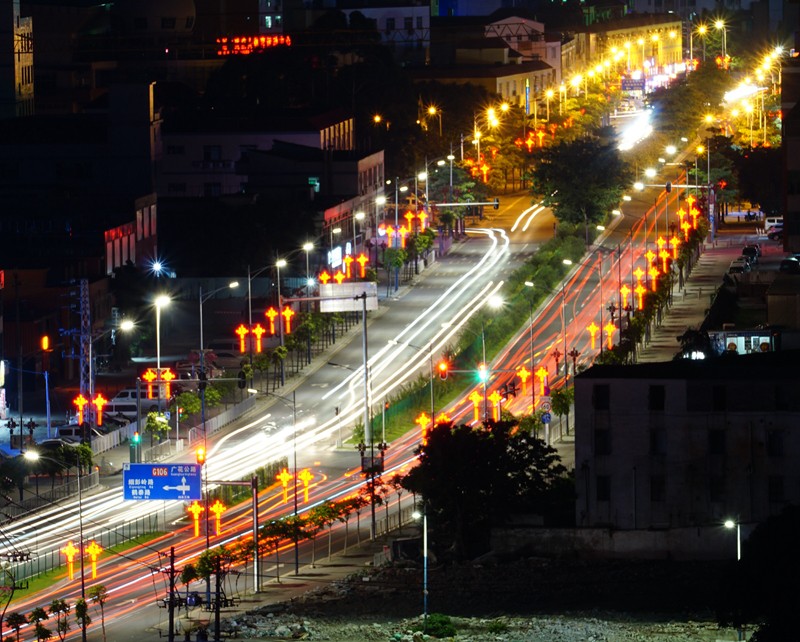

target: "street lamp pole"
[25,451,88,642]
[724,519,741,560]
[154,295,170,413]
[412,508,428,632]
[524,281,536,414]
[276,259,287,386]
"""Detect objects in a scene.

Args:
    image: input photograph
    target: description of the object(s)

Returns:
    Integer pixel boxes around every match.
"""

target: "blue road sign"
[123,463,202,501]
[541,412,552,424]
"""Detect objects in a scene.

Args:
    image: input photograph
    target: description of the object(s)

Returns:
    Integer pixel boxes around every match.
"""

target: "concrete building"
[575,351,800,531]
[0,0,33,119]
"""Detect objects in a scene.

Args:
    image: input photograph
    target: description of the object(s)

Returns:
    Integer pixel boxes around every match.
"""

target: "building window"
[650,475,666,502]
[650,428,667,455]
[766,430,784,457]
[386,17,395,32]
[404,17,413,33]
[204,146,222,162]
[265,16,272,29]
[161,17,176,29]
[596,475,610,502]
[416,16,423,29]
[768,476,784,503]
[648,385,665,411]
[204,183,221,197]
[592,384,610,410]
[709,430,726,455]
[594,429,611,456]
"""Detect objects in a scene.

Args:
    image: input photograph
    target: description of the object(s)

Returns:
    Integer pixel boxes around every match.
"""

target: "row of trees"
[4,586,107,642]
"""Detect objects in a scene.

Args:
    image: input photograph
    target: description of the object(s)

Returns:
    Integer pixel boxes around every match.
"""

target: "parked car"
[728,259,751,274]
[779,257,800,274]
[767,225,784,241]
[741,246,758,265]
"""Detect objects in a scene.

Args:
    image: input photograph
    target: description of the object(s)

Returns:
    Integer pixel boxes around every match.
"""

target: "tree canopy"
[528,135,633,229]
[400,419,572,560]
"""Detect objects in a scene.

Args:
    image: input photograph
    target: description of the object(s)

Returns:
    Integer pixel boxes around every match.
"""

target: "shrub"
[425,613,457,638]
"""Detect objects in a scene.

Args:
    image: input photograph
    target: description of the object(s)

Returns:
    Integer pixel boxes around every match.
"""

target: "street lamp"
[714,20,727,59]
[724,519,741,560]
[154,295,170,413]
[276,259,287,386]
[697,24,707,61]
[199,280,239,425]
[266,390,300,575]
[524,281,536,414]
[24,450,88,642]
[545,88,554,121]
[303,242,314,311]
[427,105,442,136]
[353,212,365,254]
[412,508,428,631]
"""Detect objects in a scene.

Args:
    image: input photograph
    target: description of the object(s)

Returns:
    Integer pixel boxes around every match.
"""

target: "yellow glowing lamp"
[690,207,700,229]
[619,284,631,309]
[516,366,531,392]
[682,220,691,240]
[319,271,331,285]
[418,211,428,230]
[334,271,346,284]
[635,283,647,310]
[61,541,80,580]
[604,321,616,350]
[281,306,295,334]
[343,254,355,278]
[86,540,103,579]
[188,501,205,537]
[142,368,157,399]
[587,321,600,350]
[435,412,451,425]
[659,249,670,273]
[649,266,660,291]
[686,194,696,208]
[404,211,416,228]
[488,390,502,420]
[633,267,645,284]
[73,394,89,424]
[298,468,313,503]
[210,499,226,536]
[656,236,666,252]
[160,368,175,397]
[235,324,249,353]
[277,468,293,503]
[416,412,431,445]
[252,323,266,352]
[535,366,549,395]
[468,391,483,422]
[645,250,656,268]
[676,207,686,223]
[670,236,681,259]
[265,307,279,334]
[92,394,108,426]
[357,253,369,278]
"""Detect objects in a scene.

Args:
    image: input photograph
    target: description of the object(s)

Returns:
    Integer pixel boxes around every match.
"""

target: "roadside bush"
[425,613,457,638]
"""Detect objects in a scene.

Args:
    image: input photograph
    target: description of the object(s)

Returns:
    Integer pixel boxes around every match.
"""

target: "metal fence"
[11,510,162,584]
[3,469,100,520]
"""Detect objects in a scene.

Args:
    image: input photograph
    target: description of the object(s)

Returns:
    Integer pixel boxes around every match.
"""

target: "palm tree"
[88,585,108,642]
[5,611,27,642]
[48,600,70,642]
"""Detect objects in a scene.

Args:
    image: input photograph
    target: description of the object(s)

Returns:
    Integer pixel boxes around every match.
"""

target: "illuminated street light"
[724,519,741,560]
[714,20,727,59]
[25,450,89,642]
[412,508,428,631]
[545,88,554,121]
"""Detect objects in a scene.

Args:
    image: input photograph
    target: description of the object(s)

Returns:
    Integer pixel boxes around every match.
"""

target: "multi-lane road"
[2,182,682,639]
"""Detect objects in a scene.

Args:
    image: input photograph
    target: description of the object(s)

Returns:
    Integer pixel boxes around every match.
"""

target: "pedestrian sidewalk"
[638,226,778,363]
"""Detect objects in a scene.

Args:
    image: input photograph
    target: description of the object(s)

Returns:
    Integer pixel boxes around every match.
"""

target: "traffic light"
[237,370,246,389]
[132,431,140,444]
[477,363,488,382]
[665,181,672,193]
[437,360,449,380]
[493,197,500,210]
[40,335,50,351]
[198,371,208,392]
[195,446,206,465]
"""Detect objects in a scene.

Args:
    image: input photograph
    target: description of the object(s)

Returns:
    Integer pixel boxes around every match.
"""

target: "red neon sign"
[281,306,295,334]
[73,394,89,424]
[216,34,292,57]
[298,468,313,503]
[343,254,355,279]
[235,324,249,353]
[160,368,175,397]
[92,394,108,425]
[252,324,266,352]
[210,499,226,535]
[188,501,204,537]
[356,253,369,278]
[265,307,278,335]
[277,468,293,504]
[142,368,157,399]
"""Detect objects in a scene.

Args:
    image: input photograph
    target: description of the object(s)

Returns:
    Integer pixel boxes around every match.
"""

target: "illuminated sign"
[123,463,202,501]
[468,391,482,422]
[298,468,313,503]
[216,34,292,56]
[277,468,293,503]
